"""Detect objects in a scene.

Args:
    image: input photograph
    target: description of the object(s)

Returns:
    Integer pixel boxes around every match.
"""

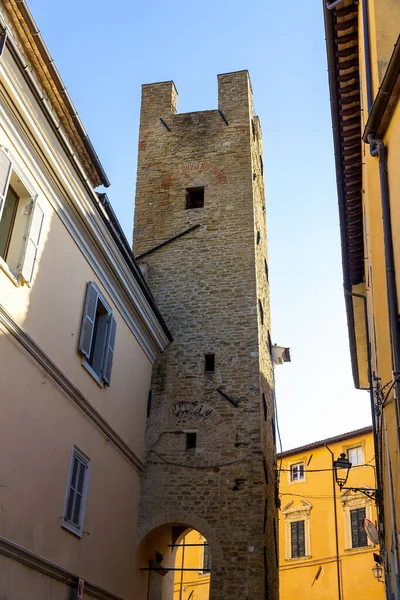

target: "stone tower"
[133,71,278,600]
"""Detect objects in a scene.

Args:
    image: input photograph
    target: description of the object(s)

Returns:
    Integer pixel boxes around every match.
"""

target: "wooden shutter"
[102,314,117,386]
[18,198,44,283]
[65,450,89,531]
[78,283,98,358]
[291,520,305,557]
[0,148,12,221]
[351,508,367,548]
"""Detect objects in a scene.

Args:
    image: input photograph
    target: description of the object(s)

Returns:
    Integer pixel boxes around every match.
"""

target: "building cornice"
[323,0,363,388]
[1,0,109,188]
[363,35,400,142]
[0,535,126,600]
[0,303,145,472]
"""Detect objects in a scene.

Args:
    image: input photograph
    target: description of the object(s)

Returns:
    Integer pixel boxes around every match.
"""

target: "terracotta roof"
[324,0,363,287]
[277,426,372,458]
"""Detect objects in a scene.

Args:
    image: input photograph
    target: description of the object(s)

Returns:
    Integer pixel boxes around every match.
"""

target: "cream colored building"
[0,1,171,598]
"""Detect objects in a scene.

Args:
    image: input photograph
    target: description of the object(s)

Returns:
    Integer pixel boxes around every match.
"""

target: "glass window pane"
[0,187,18,260]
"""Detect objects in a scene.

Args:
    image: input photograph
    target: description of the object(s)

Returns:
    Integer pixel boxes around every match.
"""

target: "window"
[260,155,264,176]
[264,259,269,282]
[348,446,363,466]
[0,148,44,284]
[62,447,90,537]
[291,463,305,482]
[186,432,197,450]
[257,230,261,245]
[291,520,305,558]
[78,282,117,385]
[258,299,264,325]
[350,507,368,548]
[202,542,211,573]
[205,353,215,372]
[186,187,204,209]
[282,499,312,560]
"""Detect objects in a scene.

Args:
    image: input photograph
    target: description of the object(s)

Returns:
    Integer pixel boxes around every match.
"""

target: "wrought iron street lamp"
[333,452,378,500]
[333,453,352,489]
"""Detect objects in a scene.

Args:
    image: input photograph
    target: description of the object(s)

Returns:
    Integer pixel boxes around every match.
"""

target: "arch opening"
[137,524,211,600]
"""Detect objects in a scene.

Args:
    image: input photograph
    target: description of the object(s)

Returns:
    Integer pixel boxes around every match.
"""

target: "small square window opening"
[186,432,197,450]
[186,187,204,209]
[205,353,215,372]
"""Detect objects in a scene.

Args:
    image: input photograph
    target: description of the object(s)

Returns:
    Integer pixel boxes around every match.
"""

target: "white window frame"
[281,500,312,560]
[62,446,91,538]
[0,146,44,286]
[340,490,374,551]
[288,459,307,485]
[347,445,364,466]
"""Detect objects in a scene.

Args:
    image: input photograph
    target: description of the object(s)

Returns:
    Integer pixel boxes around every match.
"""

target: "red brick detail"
[161,161,228,193]
[138,140,147,151]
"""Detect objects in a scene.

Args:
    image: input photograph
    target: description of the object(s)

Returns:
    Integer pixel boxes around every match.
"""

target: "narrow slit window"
[251,119,256,140]
[258,299,264,325]
[260,155,264,176]
[257,230,261,245]
[205,353,215,372]
[186,187,204,209]
[262,392,267,421]
[264,259,269,282]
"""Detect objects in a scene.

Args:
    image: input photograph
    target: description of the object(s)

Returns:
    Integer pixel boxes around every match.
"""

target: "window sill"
[288,478,307,486]
[81,359,104,388]
[61,520,83,538]
[285,555,312,562]
[0,258,20,287]
[344,545,373,553]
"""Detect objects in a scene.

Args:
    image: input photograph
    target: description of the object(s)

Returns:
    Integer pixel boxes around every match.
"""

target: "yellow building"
[323,0,400,596]
[278,427,385,600]
[173,529,211,600]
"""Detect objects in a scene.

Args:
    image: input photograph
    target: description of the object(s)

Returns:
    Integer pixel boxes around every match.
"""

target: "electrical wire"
[278,463,375,474]
[148,448,261,470]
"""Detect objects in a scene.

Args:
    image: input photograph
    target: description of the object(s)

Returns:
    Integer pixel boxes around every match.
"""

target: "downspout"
[345,292,384,520]
[362,0,373,114]
[326,445,342,600]
[384,412,400,599]
[367,136,400,447]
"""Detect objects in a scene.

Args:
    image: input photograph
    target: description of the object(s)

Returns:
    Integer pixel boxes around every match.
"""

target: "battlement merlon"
[139,70,254,128]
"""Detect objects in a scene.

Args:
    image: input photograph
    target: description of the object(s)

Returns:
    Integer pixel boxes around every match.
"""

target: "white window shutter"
[103,314,117,386]
[18,198,44,284]
[0,148,12,221]
[78,282,98,358]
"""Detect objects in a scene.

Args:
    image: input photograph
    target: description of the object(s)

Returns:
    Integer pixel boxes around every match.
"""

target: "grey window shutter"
[78,283,98,358]
[0,148,12,221]
[103,314,117,385]
[297,520,305,556]
[65,452,88,529]
[351,508,367,547]
[18,198,44,283]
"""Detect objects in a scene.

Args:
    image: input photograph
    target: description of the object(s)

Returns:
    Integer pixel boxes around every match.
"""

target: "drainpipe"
[362,0,373,114]
[367,136,400,448]
[384,412,400,599]
[326,445,342,600]
[345,291,383,512]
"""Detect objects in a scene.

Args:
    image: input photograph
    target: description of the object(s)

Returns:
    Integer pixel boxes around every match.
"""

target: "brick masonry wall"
[133,71,278,600]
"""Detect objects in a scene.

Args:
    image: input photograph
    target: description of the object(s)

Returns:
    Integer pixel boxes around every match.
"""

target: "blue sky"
[28,0,371,450]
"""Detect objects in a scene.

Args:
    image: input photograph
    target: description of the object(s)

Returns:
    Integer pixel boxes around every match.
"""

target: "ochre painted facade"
[173,529,211,600]
[133,72,278,600]
[323,0,400,596]
[279,428,384,600]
